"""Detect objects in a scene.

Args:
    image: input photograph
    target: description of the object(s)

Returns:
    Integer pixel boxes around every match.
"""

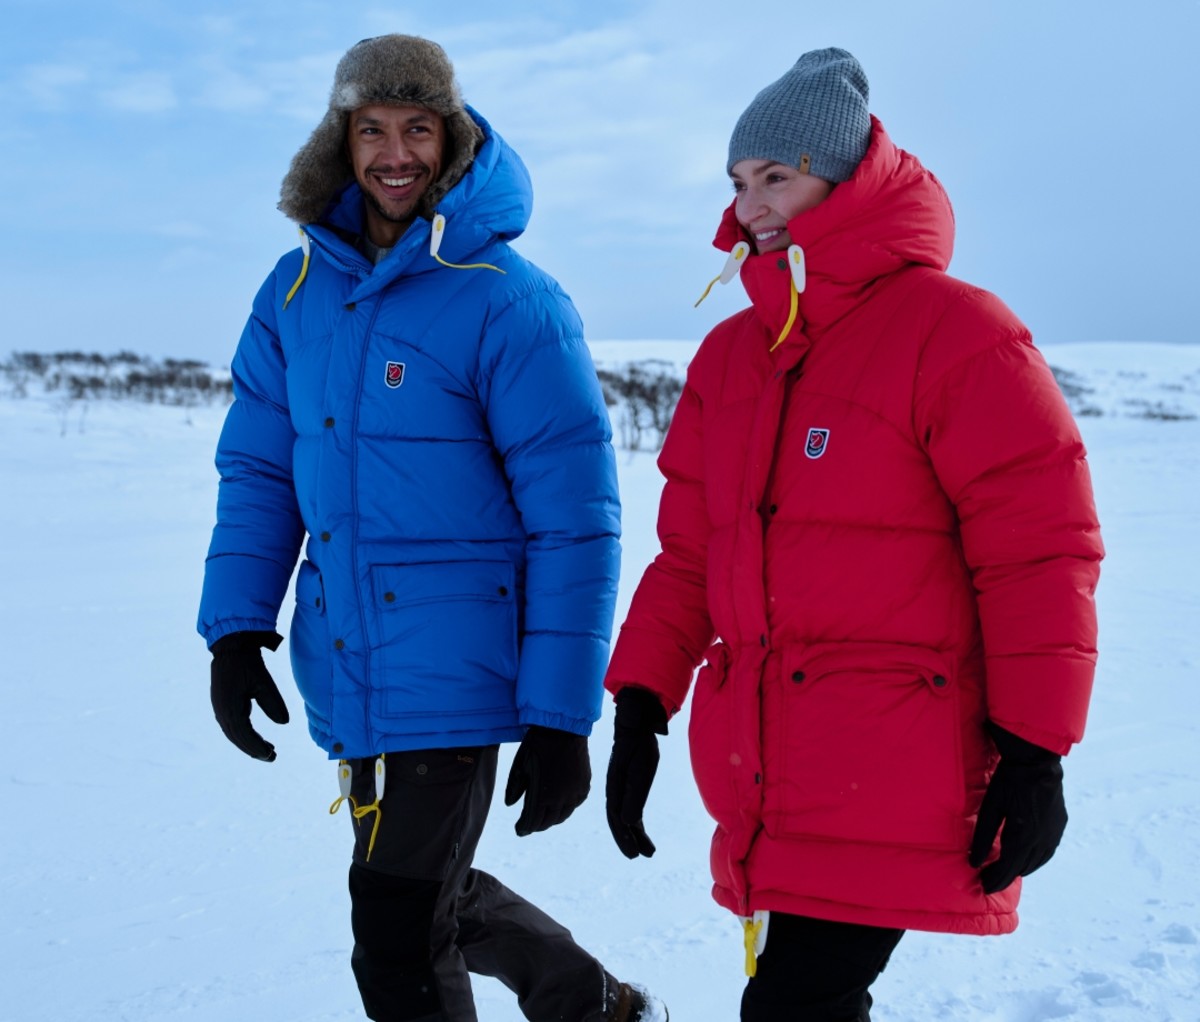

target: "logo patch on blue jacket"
[805,427,829,459]
[385,361,406,389]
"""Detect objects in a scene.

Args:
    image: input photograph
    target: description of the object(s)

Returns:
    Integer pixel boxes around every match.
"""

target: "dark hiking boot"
[610,981,669,1022]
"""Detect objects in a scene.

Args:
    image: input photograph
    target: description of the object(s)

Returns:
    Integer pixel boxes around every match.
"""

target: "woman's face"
[730,159,835,254]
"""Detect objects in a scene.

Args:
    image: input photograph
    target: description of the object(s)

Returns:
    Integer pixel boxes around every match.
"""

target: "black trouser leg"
[345,746,612,1022]
[454,869,610,1021]
[350,865,444,1021]
[740,913,904,1022]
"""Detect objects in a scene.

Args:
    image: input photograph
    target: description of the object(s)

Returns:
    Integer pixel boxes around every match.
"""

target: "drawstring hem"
[329,754,387,861]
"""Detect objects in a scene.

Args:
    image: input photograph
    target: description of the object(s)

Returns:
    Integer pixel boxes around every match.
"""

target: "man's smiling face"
[346,104,445,247]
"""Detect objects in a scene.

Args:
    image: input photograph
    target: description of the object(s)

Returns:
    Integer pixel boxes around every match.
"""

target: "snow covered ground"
[2,340,1198,1021]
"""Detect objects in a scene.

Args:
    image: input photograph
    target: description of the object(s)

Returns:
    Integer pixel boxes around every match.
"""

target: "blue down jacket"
[198,109,621,758]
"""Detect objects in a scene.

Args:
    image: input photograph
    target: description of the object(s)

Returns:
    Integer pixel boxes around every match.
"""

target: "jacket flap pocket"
[372,559,514,609]
[792,640,954,696]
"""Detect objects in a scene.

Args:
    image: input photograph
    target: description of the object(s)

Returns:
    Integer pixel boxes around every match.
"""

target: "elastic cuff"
[210,630,284,654]
[986,720,1061,764]
[614,687,669,735]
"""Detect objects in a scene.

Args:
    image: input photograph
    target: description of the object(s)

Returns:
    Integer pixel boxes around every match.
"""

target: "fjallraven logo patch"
[805,427,830,459]
[385,361,406,389]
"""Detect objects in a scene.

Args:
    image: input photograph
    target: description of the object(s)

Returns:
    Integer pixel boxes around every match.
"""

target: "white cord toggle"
[430,214,446,259]
[787,245,806,293]
[751,909,770,955]
[721,241,751,283]
[373,756,386,801]
[337,760,352,799]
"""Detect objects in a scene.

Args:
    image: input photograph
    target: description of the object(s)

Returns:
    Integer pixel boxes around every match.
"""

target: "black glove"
[606,687,668,859]
[209,631,290,763]
[969,721,1068,894]
[503,725,592,836]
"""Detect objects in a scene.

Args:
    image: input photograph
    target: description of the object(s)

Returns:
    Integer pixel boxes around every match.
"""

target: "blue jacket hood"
[310,107,533,294]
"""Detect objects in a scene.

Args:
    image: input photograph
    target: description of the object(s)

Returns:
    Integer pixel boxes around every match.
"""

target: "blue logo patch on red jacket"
[385,361,406,389]
[805,427,829,459]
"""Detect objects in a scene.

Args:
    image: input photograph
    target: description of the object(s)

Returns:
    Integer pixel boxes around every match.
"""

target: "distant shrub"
[2,351,232,407]
[6,350,1197,447]
[597,359,684,451]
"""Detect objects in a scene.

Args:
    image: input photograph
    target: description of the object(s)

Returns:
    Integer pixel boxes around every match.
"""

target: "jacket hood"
[714,116,955,341]
[298,106,532,298]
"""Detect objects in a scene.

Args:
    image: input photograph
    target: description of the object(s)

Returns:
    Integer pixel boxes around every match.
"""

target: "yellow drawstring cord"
[432,252,505,273]
[329,755,386,862]
[283,229,311,310]
[769,277,799,352]
[430,214,505,274]
[695,241,751,307]
[694,272,722,308]
[742,911,770,977]
[743,917,763,977]
[285,214,506,314]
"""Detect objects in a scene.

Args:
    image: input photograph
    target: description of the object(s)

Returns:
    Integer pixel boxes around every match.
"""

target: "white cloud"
[19,63,90,109]
[151,221,212,240]
[98,72,178,113]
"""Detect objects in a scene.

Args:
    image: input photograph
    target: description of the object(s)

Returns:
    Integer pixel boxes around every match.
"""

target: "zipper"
[760,357,807,524]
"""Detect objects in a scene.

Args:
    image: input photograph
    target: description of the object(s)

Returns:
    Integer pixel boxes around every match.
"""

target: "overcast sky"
[2,0,1196,367]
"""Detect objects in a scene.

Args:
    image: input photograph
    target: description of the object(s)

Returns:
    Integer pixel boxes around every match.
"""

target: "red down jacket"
[605,118,1103,935]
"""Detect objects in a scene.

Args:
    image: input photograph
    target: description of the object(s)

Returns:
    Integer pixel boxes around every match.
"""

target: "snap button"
[321,531,331,542]
[333,743,344,754]
[334,639,345,650]
[384,592,395,603]
[791,670,806,683]
[932,674,948,688]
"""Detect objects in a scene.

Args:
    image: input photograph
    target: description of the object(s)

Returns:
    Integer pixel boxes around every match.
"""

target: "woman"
[603,48,1102,1021]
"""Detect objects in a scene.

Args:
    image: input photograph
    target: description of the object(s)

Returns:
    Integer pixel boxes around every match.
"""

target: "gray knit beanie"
[278,34,484,224]
[726,47,871,183]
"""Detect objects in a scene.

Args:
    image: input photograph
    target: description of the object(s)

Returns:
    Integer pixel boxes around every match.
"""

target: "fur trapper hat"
[278,34,484,225]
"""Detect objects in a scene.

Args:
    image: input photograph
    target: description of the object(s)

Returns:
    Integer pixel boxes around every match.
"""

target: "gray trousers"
[346,745,614,1022]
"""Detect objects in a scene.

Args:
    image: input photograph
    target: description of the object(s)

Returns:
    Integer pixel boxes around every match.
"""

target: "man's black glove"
[503,725,592,836]
[605,687,668,859]
[969,721,1068,894]
[209,631,289,763]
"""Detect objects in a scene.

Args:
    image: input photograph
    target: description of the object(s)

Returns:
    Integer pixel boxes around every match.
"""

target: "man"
[198,34,665,1022]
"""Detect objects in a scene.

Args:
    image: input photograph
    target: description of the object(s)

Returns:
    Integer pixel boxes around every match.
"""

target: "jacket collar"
[712,117,955,348]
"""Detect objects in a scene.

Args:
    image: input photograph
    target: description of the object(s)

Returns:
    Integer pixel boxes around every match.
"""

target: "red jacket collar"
[712,117,955,346]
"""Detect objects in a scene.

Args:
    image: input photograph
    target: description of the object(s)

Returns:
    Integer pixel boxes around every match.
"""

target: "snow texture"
[1,340,1197,1021]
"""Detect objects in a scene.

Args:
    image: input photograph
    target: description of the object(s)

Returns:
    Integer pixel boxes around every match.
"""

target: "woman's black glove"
[209,631,289,762]
[504,725,592,836]
[605,687,668,859]
[969,721,1068,894]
